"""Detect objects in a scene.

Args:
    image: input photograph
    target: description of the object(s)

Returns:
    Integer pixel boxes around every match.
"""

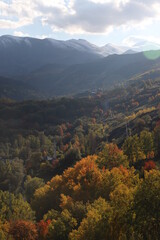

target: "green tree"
[69,198,113,240]
[123,135,145,164]
[154,125,160,157]
[133,170,160,239]
[97,143,128,170]
[109,184,134,239]
[0,191,35,222]
[60,194,87,226]
[0,159,24,193]
[139,130,154,158]
[24,176,45,202]
[63,146,81,168]
[47,209,77,240]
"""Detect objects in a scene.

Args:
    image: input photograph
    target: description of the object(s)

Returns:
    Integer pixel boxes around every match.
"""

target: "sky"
[0,0,160,46]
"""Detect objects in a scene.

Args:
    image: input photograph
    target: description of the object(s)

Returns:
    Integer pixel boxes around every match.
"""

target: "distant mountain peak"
[132,40,160,52]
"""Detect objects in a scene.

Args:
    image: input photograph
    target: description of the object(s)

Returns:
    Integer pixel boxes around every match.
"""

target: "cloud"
[13,31,48,39]
[35,34,49,39]
[0,0,38,29]
[36,0,160,33]
[13,31,30,37]
[0,0,160,33]
[123,35,160,47]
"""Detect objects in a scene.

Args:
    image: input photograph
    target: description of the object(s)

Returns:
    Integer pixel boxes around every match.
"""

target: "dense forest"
[0,70,160,239]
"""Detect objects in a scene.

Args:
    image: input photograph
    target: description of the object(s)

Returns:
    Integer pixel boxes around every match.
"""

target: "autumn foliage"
[37,220,51,239]
[0,92,160,240]
[9,220,38,240]
[144,160,156,171]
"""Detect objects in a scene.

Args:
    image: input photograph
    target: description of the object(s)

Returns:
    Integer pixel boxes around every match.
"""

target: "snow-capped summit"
[0,35,33,47]
[100,43,128,56]
[0,34,159,77]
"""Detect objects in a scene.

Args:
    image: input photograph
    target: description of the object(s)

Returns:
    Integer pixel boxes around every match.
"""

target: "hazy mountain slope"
[0,35,103,77]
[132,40,160,52]
[24,64,67,91]
[0,35,133,78]
[1,35,160,99]
[26,50,160,96]
[0,76,42,100]
[1,35,160,79]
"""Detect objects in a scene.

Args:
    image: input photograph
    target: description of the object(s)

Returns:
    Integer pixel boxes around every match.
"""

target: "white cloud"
[13,31,30,37]
[0,0,38,29]
[35,34,48,39]
[36,0,160,33]
[123,35,160,47]
[0,0,160,33]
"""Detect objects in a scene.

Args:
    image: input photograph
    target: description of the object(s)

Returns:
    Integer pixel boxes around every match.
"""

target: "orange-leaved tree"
[9,220,38,240]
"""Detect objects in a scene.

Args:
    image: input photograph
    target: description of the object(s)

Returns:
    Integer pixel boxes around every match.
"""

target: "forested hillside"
[26,50,160,96]
[1,35,160,99]
[0,72,160,239]
[0,76,43,101]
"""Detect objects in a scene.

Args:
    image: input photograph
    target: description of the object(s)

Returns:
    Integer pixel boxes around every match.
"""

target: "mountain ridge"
[0,35,160,99]
[24,50,160,96]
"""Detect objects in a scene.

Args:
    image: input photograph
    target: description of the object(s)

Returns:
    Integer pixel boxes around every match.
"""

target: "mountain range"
[0,35,127,77]
[0,35,160,99]
[26,50,160,96]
